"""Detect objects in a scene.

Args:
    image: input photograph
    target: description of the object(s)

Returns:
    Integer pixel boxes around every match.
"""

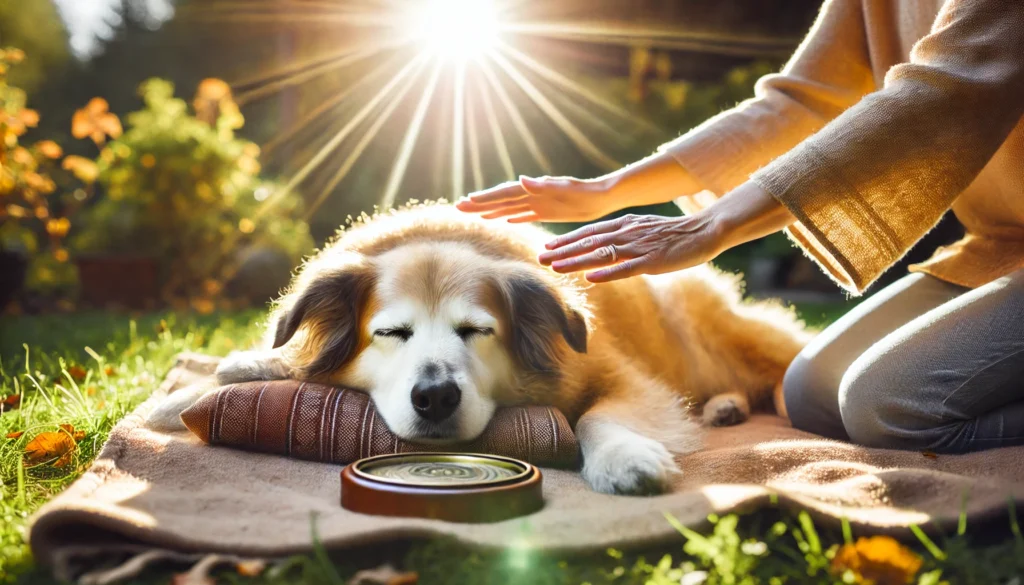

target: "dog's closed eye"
[456,325,495,341]
[373,327,413,342]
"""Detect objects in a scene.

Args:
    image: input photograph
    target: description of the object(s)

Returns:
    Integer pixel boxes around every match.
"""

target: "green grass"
[1,307,1020,584]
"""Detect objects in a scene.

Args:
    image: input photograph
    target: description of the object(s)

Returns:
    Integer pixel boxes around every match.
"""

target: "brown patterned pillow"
[180,381,579,468]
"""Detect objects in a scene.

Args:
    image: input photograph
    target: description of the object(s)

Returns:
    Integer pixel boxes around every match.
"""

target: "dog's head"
[272,242,588,442]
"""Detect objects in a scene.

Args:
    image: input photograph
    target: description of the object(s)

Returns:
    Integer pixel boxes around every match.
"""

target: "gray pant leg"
[783,273,966,439]
[840,269,1024,453]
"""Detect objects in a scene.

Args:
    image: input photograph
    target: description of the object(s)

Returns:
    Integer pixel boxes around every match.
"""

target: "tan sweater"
[660,0,1024,294]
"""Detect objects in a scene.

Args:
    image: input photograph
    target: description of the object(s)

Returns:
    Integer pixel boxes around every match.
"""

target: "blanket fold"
[28,353,1024,578]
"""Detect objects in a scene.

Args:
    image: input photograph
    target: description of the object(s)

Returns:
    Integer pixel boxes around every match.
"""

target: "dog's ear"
[495,271,588,375]
[272,263,376,378]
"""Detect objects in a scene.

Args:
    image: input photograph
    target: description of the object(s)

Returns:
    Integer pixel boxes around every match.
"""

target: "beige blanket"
[28,353,1024,578]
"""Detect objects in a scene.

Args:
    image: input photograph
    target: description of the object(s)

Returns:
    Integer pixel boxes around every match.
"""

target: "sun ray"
[235,42,403,105]
[464,79,485,192]
[450,60,467,200]
[501,22,796,57]
[478,61,552,175]
[256,53,429,217]
[489,51,620,171]
[381,59,445,209]
[476,71,516,181]
[496,42,658,133]
[262,51,408,157]
[304,58,429,219]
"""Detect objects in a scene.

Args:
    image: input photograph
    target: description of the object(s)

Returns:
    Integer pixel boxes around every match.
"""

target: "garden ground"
[2,304,1023,584]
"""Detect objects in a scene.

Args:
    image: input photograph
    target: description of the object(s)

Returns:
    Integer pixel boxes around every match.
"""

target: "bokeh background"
[1,0,964,317]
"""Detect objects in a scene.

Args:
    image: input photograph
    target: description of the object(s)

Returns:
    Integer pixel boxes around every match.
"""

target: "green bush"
[71,78,313,305]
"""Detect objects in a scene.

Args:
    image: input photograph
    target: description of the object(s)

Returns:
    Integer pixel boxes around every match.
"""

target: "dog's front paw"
[144,386,209,432]
[216,350,289,385]
[582,436,679,496]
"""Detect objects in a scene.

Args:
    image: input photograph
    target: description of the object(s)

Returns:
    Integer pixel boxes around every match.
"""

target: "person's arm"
[751,0,1024,293]
[458,0,875,222]
[662,0,875,212]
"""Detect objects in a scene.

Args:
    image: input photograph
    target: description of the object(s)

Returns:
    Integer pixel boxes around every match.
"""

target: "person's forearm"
[699,181,796,253]
[599,151,703,208]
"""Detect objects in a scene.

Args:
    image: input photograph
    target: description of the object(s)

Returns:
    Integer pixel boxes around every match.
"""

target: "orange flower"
[18,109,39,128]
[72,98,123,145]
[35,140,63,159]
[11,146,34,167]
[3,48,26,64]
[193,78,234,125]
[63,155,99,184]
[832,536,923,585]
[140,153,156,168]
[67,364,88,381]
[54,248,69,262]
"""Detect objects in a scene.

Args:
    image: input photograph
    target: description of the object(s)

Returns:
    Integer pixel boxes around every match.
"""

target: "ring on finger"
[606,244,618,263]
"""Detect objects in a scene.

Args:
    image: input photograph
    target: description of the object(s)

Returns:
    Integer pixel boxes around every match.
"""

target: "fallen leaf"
[6,431,24,439]
[24,431,77,466]
[235,559,266,577]
[68,365,88,381]
[60,423,87,441]
[348,564,418,585]
[1,394,21,413]
[922,451,938,460]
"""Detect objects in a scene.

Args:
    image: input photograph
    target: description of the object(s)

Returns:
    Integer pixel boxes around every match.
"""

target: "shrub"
[71,78,313,307]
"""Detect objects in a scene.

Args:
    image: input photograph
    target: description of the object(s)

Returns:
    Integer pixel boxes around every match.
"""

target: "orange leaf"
[35,140,63,159]
[921,450,938,460]
[4,48,25,64]
[1,394,21,413]
[6,431,24,439]
[68,365,88,381]
[24,431,77,466]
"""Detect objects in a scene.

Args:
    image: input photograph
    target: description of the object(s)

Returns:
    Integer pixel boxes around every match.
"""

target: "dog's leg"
[144,384,216,432]
[702,392,751,427]
[576,385,701,495]
[215,350,291,385]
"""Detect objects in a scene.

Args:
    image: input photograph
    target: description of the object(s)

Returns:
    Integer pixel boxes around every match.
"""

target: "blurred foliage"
[70,78,313,307]
[0,0,70,94]
[0,49,80,298]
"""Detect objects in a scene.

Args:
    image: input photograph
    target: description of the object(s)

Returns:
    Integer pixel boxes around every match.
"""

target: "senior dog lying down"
[149,204,810,495]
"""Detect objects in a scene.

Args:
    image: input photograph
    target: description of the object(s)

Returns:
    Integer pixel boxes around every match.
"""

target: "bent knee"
[838,356,917,449]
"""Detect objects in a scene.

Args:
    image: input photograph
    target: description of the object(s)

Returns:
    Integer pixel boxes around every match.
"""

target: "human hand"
[537,182,796,283]
[538,213,725,283]
[455,176,619,224]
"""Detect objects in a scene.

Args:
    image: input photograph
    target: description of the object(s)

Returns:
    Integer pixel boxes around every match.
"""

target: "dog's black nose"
[411,380,461,422]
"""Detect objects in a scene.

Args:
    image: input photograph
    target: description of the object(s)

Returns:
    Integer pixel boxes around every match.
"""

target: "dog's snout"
[411,380,461,422]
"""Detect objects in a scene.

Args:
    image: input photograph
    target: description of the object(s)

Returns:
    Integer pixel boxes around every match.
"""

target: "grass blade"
[910,524,947,561]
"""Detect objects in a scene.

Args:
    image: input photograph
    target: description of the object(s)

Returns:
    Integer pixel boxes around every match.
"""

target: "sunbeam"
[490,51,620,171]
[478,62,552,175]
[475,74,517,182]
[381,59,445,209]
[464,82,485,192]
[450,60,467,200]
[256,53,428,217]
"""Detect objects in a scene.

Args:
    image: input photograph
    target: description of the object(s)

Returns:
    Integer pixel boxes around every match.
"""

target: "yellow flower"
[45,217,71,238]
[4,48,25,64]
[62,155,99,184]
[54,248,69,262]
[238,218,255,233]
[831,536,923,585]
[140,154,156,169]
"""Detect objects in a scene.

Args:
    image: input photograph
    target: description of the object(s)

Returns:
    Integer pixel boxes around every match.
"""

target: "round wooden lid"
[341,453,543,523]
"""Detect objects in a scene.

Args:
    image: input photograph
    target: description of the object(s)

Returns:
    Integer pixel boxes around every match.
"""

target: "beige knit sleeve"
[658,0,875,212]
[752,0,1024,294]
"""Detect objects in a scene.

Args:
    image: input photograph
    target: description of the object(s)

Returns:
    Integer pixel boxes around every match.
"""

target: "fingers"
[461,180,527,204]
[507,213,542,224]
[544,216,626,251]
[539,230,622,266]
[456,196,528,214]
[481,205,532,220]
[550,244,637,273]
[586,257,650,283]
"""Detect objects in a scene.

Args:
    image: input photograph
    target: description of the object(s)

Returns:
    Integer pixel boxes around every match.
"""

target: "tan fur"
[255,203,812,494]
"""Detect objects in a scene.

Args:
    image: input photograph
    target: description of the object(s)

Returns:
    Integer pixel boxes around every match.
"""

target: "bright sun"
[409,0,500,61]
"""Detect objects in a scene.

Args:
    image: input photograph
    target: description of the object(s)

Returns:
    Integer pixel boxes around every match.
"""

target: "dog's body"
[149,204,811,494]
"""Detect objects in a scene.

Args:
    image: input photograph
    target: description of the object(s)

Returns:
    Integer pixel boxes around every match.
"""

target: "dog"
[148,203,811,495]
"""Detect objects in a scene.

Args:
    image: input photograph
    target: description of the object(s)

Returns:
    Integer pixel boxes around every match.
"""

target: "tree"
[0,0,70,94]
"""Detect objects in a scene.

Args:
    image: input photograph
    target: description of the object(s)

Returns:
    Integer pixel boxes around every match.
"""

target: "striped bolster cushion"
[179,381,579,468]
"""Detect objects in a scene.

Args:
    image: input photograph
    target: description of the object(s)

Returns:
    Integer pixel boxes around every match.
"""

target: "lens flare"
[409,0,500,61]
